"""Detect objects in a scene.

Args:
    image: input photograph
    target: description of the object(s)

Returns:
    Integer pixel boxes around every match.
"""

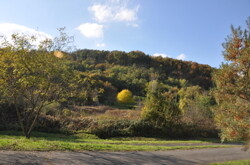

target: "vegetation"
[0,18,249,152]
[0,33,71,138]
[117,89,134,103]
[209,160,250,165]
[141,80,180,127]
[213,18,250,142]
[0,131,232,151]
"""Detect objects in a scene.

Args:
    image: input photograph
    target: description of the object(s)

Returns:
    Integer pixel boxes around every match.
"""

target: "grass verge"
[209,159,250,165]
[0,131,235,151]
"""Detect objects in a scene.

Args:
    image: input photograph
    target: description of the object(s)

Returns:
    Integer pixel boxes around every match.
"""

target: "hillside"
[66,49,213,100]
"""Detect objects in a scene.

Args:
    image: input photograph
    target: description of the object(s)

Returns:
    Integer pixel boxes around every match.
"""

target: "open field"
[0,131,234,151]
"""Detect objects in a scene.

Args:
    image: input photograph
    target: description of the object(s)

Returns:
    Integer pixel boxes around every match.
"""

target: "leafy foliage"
[69,49,213,90]
[0,34,72,138]
[117,89,133,104]
[141,81,180,127]
[178,86,214,119]
[213,18,250,141]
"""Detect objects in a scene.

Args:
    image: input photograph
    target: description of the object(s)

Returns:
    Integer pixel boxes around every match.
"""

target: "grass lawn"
[0,131,234,151]
[209,160,250,165]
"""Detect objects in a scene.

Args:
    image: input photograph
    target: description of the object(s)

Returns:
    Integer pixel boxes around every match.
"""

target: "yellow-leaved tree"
[117,89,133,103]
[0,30,73,139]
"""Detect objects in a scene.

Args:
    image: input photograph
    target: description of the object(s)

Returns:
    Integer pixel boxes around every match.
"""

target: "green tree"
[213,18,250,142]
[67,71,105,106]
[117,89,133,103]
[141,80,180,127]
[0,33,71,138]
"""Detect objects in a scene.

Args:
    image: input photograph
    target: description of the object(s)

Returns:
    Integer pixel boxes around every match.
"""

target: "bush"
[34,114,62,133]
[129,120,164,137]
[91,120,133,138]
[129,119,218,139]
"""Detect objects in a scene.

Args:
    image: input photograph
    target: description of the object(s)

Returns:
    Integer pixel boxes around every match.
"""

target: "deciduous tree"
[117,89,133,103]
[0,33,71,138]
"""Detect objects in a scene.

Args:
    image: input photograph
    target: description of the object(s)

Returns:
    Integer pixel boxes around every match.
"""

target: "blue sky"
[0,0,249,67]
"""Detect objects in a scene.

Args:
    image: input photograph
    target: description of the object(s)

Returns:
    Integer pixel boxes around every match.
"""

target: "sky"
[0,0,249,68]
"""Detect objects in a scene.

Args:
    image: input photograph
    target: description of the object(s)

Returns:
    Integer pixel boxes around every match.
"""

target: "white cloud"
[152,53,169,58]
[96,43,105,47]
[89,2,139,24]
[0,23,52,44]
[153,53,187,60]
[176,53,186,60]
[89,5,113,23]
[114,7,138,22]
[76,23,103,38]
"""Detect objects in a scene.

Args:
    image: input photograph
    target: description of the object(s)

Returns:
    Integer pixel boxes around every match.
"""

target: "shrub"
[91,120,133,138]
[34,114,62,133]
[128,120,164,137]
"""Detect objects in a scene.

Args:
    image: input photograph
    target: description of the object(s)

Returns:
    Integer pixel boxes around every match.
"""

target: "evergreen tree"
[213,18,250,141]
[141,81,180,127]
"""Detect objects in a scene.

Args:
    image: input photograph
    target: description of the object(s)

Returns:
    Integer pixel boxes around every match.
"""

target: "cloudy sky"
[0,0,249,67]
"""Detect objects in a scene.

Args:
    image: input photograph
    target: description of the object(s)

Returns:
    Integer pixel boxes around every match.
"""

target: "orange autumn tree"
[213,18,250,142]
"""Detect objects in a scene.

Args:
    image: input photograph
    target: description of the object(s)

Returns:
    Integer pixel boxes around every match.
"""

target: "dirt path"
[0,147,249,165]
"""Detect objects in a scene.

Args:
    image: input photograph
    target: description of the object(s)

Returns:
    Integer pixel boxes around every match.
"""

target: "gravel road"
[0,147,249,165]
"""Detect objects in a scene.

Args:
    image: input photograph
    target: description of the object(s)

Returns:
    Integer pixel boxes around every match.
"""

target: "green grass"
[0,131,234,151]
[209,160,250,165]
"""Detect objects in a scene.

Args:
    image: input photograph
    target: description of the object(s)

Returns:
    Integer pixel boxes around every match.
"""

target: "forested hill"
[68,49,213,90]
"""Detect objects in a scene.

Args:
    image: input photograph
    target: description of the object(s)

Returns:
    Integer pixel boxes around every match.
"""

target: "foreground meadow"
[0,131,233,151]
